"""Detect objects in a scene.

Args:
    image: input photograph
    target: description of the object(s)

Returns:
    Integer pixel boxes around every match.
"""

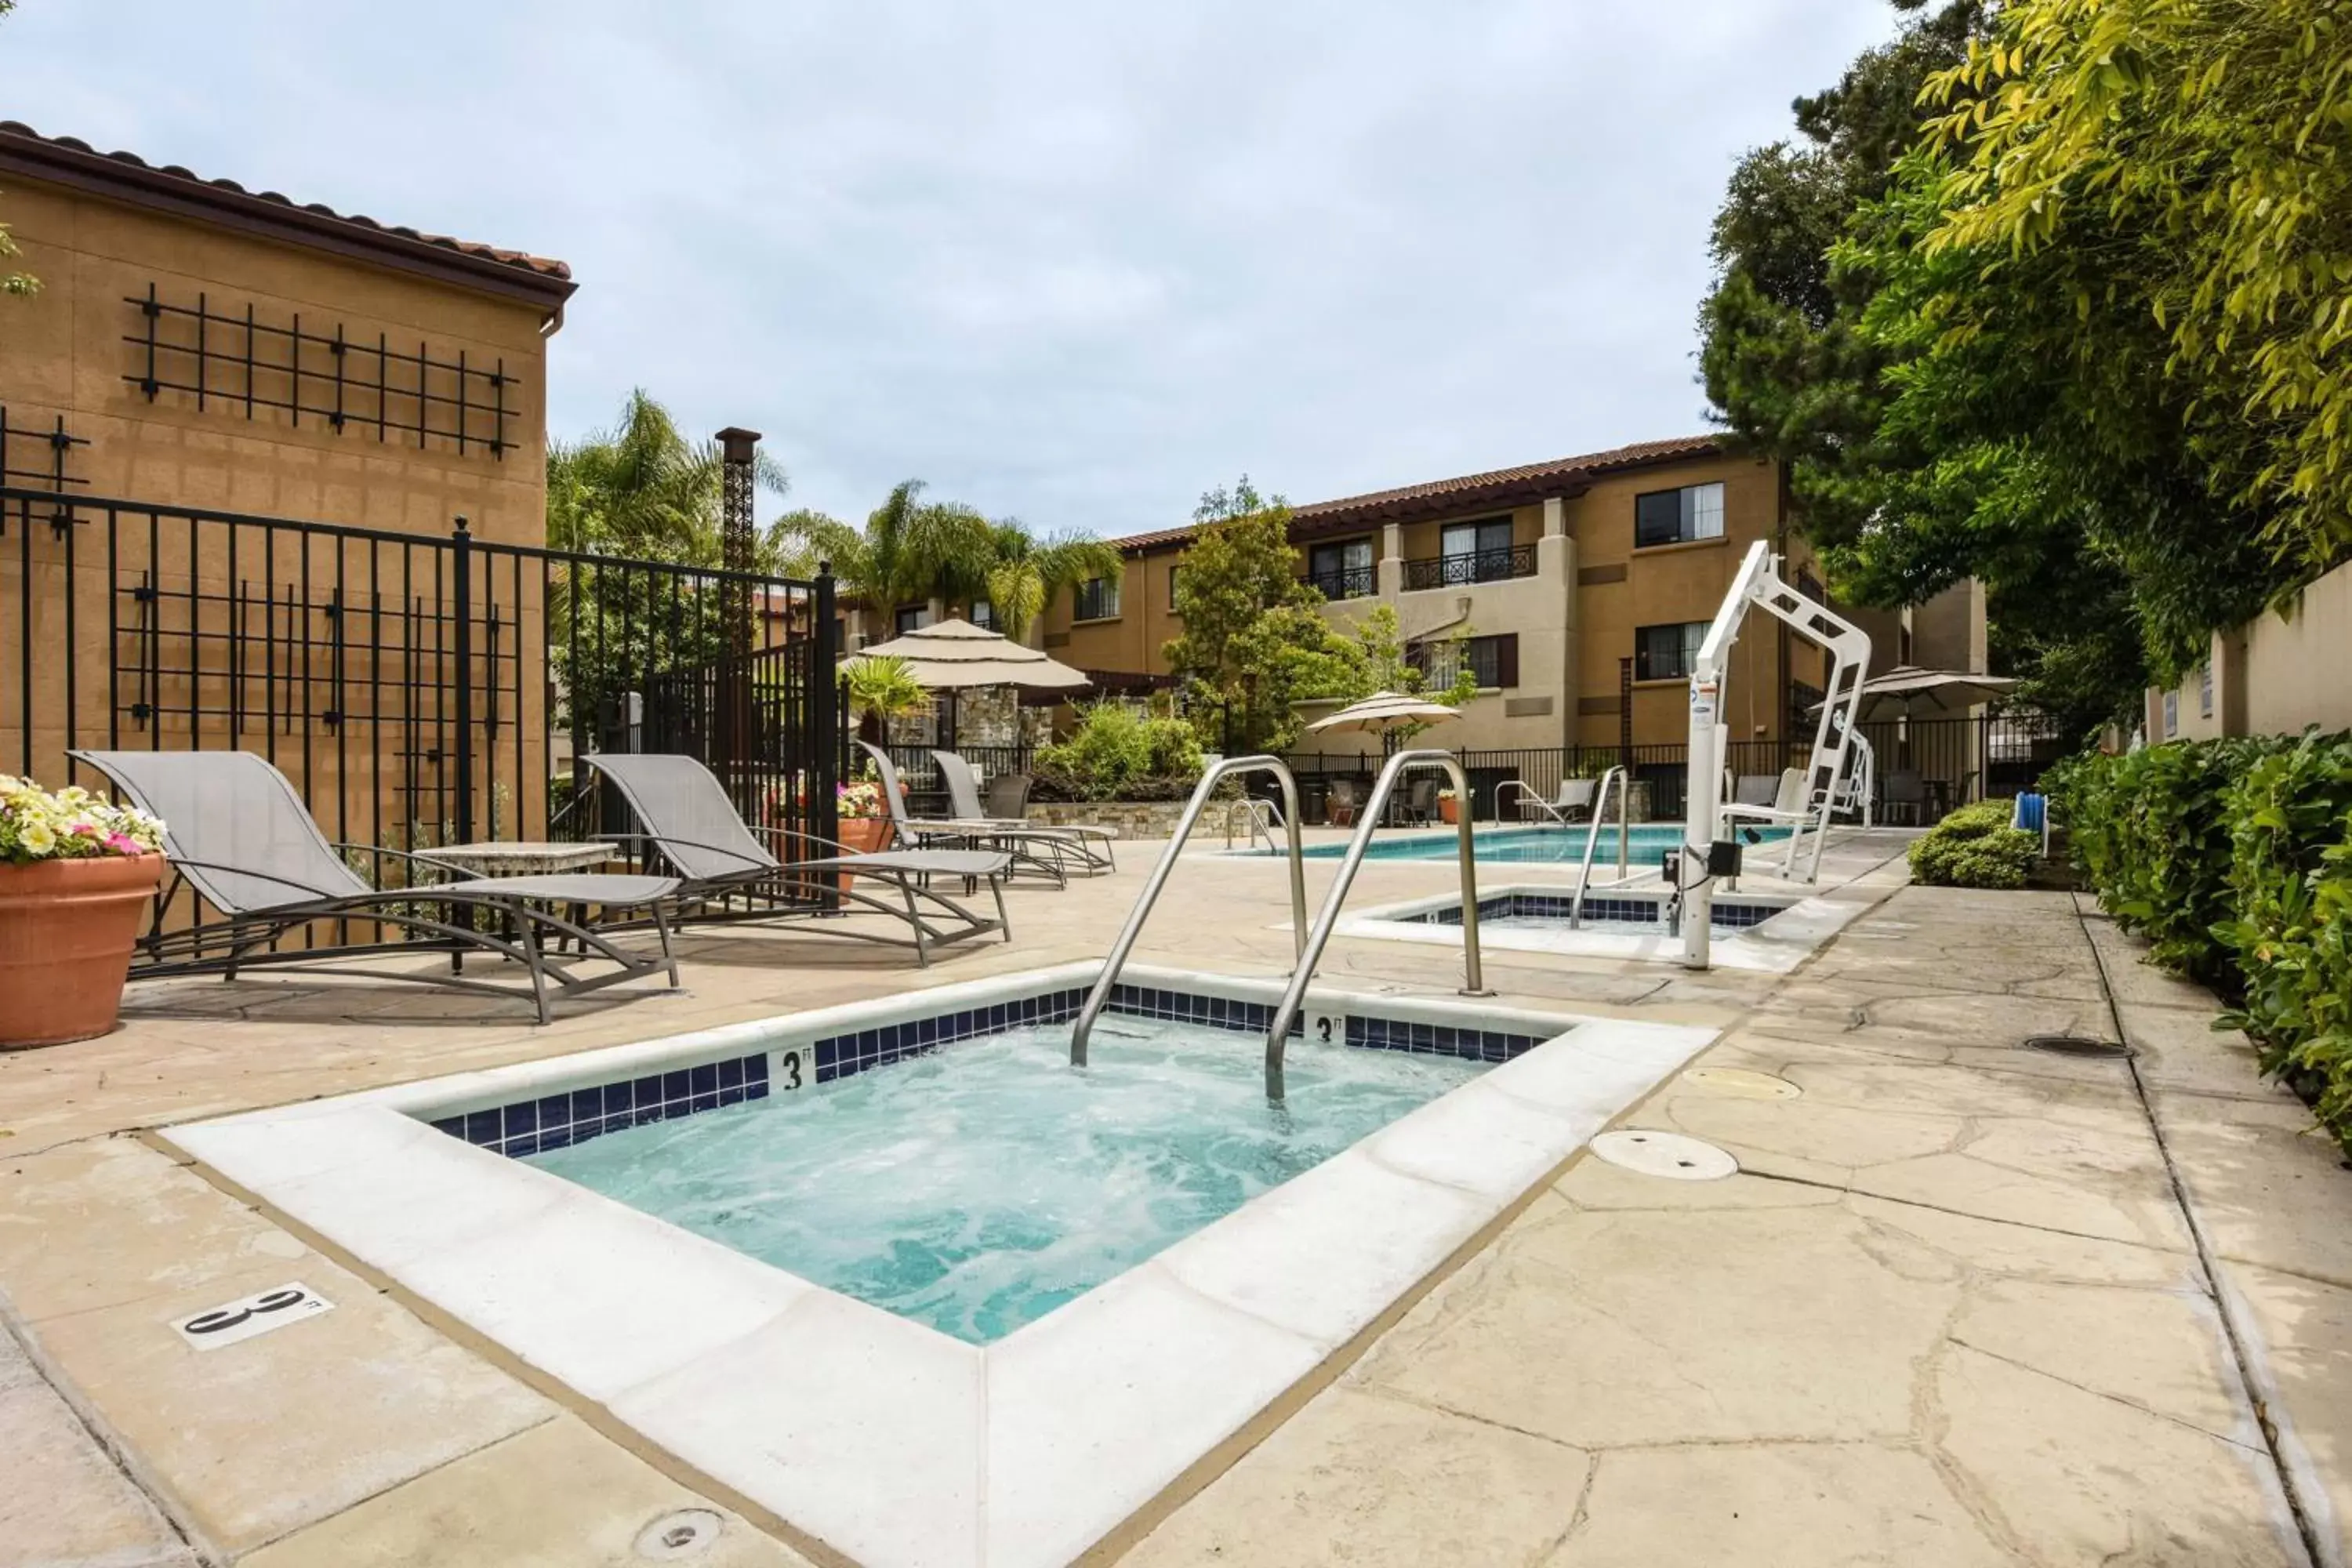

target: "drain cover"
[2021,1034,2132,1059]
[634,1509,724,1560]
[1681,1067,1801,1101]
[1591,1129,1738,1181]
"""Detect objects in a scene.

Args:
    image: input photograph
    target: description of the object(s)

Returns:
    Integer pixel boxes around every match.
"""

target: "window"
[2163,688,2180,739]
[1416,633,1519,690]
[2199,662,2213,720]
[1633,481,1726,548]
[1633,620,1708,681]
[1305,538,1375,599]
[1073,576,1120,621]
[967,597,995,632]
[1796,568,1824,603]
[1167,564,1181,607]
[894,604,931,635]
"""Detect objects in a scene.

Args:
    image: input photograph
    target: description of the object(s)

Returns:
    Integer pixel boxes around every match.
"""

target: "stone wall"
[1025,800,1191,837]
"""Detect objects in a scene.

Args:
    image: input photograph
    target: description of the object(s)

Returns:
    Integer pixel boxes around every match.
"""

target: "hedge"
[2052,730,2352,1146]
[1907,800,2041,889]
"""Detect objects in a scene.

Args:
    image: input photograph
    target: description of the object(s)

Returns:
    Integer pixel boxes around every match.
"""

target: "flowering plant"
[837,780,889,820]
[0,775,165,865]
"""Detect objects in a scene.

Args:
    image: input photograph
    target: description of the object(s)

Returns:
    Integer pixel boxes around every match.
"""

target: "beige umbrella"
[846,618,1090,690]
[1305,691,1465,737]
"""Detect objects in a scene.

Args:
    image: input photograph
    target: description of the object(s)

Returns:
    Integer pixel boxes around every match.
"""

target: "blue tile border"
[424,981,1563,1160]
[1413,892,1785,931]
[432,1050,770,1158]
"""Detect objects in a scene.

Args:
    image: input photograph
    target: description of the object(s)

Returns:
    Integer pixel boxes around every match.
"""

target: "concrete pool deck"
[3,825,2349,1566]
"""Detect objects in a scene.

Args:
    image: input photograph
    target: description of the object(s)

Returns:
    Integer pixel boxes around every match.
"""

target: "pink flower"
[71,821,100,837]
[104,833,141,855]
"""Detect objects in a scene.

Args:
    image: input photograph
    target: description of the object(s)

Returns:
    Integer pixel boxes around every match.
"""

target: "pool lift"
[1675,540,1872,971]
[1073,750,1490,1102]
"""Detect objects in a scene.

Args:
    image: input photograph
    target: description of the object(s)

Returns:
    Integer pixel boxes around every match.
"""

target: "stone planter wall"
[1025,800,1192,838]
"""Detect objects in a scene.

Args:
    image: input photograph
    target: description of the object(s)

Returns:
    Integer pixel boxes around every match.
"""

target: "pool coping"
[1325,882,1869,971]
[158,961,1715,1568]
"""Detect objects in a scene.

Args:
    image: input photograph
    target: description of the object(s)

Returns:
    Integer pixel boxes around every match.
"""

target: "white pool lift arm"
[1680,541,1871,971]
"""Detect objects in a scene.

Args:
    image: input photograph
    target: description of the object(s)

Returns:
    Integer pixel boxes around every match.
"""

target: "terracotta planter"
[836,816,895,891]
[1439,797,1460,825]
[0,854,165,1048]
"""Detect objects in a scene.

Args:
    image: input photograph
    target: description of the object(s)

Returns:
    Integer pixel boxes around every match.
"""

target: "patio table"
[427,841,620,877]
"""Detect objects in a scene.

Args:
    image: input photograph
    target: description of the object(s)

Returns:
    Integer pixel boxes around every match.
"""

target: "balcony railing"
[1301,564,1377,601]
[1400,544,1536,591]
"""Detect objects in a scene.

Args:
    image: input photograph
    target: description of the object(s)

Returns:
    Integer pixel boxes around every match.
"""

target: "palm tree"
[546,389,788,564]
[985,524,1124,641]
[844,654,931,746]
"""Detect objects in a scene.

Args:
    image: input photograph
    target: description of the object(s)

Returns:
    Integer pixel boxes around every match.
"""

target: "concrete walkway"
[2,833,2347,1566]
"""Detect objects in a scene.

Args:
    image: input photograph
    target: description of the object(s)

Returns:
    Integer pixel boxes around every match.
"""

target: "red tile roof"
[1108,435,1726,552]
[0,121,576,306]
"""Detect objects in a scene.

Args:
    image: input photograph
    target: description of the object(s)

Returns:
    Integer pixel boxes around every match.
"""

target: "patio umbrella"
[845,618,1091,691]
[1813,666,2019,722]
[1305,691,1465,738]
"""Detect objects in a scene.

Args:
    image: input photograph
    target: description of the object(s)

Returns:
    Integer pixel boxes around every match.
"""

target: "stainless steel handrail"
[1262,749,1490,1101]
[1221,795,1283,852]
[1566,767,1629,930]
[1071,757,1306,1067]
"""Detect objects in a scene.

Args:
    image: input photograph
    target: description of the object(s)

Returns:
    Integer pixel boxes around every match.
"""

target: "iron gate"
[1,485,840,877]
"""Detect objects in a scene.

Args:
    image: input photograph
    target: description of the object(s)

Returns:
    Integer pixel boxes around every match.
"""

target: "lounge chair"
[982,771,1031,822]
[932,750,1117,877]
[1519,779,1597,823]
[1397,776,1441,826]
[1722,768,1814,833]
[1732,773,1782,808]
[585,753,1011,965]
[851,744,1083,887]
[71,749,681,1023]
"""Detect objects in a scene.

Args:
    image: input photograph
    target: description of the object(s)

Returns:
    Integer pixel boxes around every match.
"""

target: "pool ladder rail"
[1073,749,1490,1102]
[1565,766,1632,931]
[1070,756,1308,1072]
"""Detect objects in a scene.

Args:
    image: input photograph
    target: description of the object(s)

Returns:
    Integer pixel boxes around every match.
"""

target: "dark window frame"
[1633,481,1726,550]
[1633,620,1708,681]
[1073,576,1121,621]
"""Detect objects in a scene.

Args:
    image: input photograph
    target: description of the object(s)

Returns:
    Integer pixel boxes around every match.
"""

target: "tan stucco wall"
[0,172,557,832]
[2148,558,2352,740]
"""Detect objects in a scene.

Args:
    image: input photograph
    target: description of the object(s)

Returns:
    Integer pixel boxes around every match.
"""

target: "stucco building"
[1036,437,1890,758]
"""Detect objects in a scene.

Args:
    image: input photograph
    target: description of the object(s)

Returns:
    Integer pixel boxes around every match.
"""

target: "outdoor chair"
[1733,773,1782,808]
[1722,768,1815,834]
[849,744,1080,887]
[982,771,1032,822]
[1884,768,1928,826]
[1326,777,1365,827]
[1397,777,1441,826]
[1538,779,1598,822]
[71,749,681,1023]
[933,750,1117,877]
[584,753,1012,965]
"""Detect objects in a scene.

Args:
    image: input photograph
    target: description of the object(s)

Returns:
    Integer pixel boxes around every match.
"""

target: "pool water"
[525,1019,1484,1344]
[1286,825,1793,864]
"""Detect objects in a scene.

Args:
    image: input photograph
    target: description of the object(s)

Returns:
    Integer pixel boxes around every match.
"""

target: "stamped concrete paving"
[1,829,2347,1565]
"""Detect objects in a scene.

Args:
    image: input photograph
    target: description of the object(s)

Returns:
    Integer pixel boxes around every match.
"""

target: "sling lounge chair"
[932,750,1117,877]
[851,743,1080,887]
[71,749,681,1023]
[585,753,1011,964]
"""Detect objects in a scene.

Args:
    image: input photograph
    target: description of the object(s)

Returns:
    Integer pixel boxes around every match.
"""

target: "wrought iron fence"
[1399,544,1536,591]
[1301,564,1377,601]
[2,486,840,940]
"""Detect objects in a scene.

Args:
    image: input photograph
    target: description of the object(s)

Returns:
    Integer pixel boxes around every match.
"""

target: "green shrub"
[2051,736,2293,984]
[2058,730,2352,1149]
[2214,732,2352,1134]
[1031,704,1204,802]
[1908,800,2040,889]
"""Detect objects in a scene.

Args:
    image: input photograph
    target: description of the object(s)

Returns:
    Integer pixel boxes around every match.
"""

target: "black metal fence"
[3,485,839,894]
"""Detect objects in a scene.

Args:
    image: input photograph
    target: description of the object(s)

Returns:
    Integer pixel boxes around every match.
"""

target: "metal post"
[717,427,760,800]
[811,562,841,898]
[451,514,474,844]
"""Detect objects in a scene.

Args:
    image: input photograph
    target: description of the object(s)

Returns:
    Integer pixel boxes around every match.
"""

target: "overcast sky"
[9,1,1893,537]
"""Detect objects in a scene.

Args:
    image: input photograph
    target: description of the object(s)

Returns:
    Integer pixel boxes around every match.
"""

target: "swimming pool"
[1268,823,1794,863]
[164,964,1714,1568]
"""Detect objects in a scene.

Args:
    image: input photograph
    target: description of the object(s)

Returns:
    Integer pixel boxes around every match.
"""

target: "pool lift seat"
[1678,540,1872,971]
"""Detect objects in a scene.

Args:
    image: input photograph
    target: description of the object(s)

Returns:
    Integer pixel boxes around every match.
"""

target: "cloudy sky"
[8,0,1893,537]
